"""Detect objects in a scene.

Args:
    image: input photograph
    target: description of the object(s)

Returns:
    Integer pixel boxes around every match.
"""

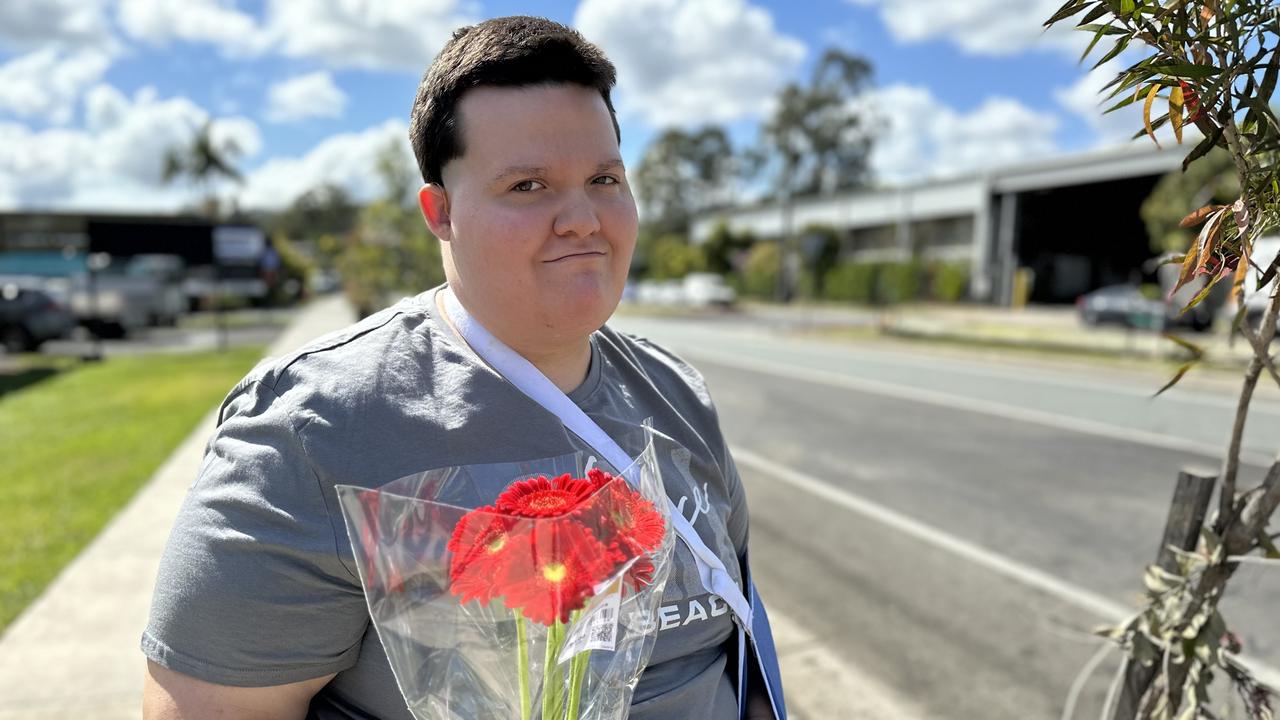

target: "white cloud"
[117,0,260,53]
[239,119,413,210]
[859,84,1061,183]
[266,71,347,123]
[114,0,472,70]
[0,85,261,211]
[845,0,1083,56]
[0,0,114,52]
[0,47,113,124]
[261,0,476,72]
[574,0,806,127]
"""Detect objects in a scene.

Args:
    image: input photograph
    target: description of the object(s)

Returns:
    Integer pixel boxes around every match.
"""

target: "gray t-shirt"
[142,287,748,719]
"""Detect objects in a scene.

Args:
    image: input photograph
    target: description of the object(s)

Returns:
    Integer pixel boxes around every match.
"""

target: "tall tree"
[758,47,876,300]
[632,126,735,235]
[375,139,419,209]
[162,120,245,217]
[270,183,360,244]
[761,48,875,198]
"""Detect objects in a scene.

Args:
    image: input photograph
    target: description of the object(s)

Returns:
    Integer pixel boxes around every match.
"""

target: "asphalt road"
[610,314,1280,720]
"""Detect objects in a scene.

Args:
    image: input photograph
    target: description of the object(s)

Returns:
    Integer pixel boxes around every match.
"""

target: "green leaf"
[1151,63,1223,79]
[1162,332,1205,358]
[1046,0,1089,26]
[1154,361,1198,397]
[1094,35,1132,69]
[1258,52,1280,104]
[1080,23,1112,63]
[1178,276,1220,315]
[1077,22,1128,34]
[1079,3,1111,24]
[1241,97,1280,134]
[1259,530,1280,560]
[1182,124,1224,171]
[1103,90,1145,114]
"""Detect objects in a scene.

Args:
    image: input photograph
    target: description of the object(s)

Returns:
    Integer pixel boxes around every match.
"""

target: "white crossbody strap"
[442,288,753,630]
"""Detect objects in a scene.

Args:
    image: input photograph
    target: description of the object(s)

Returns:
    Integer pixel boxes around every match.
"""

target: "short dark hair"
[408,16,621,186]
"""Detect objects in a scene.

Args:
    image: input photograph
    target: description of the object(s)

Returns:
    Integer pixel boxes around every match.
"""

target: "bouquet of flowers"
[335,426,675,719]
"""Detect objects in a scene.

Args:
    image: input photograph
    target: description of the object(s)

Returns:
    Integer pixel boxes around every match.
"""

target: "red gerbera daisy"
[447,506,519,606]
[495,520,615,626]
[589,475,666,556]
[496,473,597,518]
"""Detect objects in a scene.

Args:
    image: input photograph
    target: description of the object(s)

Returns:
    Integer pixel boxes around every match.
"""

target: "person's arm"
[143,661,335,720]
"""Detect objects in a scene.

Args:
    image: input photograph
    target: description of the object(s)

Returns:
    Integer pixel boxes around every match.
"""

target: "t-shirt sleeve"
[140,378,368,687]
[721,441,749,562]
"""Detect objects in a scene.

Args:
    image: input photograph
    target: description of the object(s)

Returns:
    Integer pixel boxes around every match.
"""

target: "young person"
[142,16,781,719]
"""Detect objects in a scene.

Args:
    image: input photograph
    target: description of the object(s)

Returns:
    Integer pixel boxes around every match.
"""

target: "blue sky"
[0,0,1140,213]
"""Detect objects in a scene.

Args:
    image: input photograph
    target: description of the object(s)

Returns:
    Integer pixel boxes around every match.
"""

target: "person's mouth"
[546,251,606,263]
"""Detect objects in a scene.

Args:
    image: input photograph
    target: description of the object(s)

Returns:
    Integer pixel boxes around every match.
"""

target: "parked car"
[630,274,738,308]
[1077,284,1214,332]
[682,273,737,308]
[121,254,187,326]
[0,284,76,353]
[0,251,179,338]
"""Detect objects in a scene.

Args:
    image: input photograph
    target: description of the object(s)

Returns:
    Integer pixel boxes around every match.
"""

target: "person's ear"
[418,183,452,241]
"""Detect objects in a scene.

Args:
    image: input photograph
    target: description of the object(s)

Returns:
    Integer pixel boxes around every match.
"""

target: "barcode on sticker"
[585,599,618,648]
[558,580,621,663]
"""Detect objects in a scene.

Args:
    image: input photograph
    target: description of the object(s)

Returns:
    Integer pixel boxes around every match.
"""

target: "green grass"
[0,346,266,632]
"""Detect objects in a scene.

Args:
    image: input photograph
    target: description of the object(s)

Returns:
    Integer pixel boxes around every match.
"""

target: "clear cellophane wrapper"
[335,424,675,720]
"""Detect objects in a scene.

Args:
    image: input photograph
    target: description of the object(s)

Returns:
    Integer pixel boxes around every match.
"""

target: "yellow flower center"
[486,535,506,554]
[541,563,568,583]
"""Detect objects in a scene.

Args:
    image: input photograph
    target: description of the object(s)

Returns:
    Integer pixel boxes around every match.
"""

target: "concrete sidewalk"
[0,294,897,719]
[0,294,357,719]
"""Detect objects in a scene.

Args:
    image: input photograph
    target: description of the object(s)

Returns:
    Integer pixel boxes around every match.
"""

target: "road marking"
[680,346,1274,468]
[615,318,1280,413]
[732,446,1280,692]
[798,343,1280,415]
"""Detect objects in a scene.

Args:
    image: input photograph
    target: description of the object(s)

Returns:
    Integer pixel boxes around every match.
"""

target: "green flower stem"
[542,619,564,719]
[516,613,532,720]
[565,648,591,719]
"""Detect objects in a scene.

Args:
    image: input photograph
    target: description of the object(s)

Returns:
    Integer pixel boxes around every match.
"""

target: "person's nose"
[552,189,602,239]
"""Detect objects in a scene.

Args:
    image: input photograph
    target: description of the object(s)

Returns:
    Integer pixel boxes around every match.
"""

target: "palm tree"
[162,120,244,218]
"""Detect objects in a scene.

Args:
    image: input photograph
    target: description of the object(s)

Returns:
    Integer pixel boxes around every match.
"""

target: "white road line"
[681,346,1275,468]
[733,447,1133,621]
[732,446,1280,692]
[803,344,1280,415]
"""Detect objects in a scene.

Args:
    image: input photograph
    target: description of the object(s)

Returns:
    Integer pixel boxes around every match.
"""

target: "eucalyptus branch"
[1218,110,1278,525]
[1234,319,1280,389]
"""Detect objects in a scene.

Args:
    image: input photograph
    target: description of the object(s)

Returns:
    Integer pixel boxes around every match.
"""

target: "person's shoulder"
[596,324,712,407]
[221,294,440,418]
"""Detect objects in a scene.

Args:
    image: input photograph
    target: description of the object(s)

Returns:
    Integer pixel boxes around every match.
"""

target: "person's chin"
[546,282,621,331]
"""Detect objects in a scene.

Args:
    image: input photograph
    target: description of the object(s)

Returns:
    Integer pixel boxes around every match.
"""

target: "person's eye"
[592,175,620,186]
[512,180,545,192]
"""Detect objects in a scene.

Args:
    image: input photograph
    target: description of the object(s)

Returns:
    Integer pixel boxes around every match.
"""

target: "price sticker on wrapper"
[558,577,623,664]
